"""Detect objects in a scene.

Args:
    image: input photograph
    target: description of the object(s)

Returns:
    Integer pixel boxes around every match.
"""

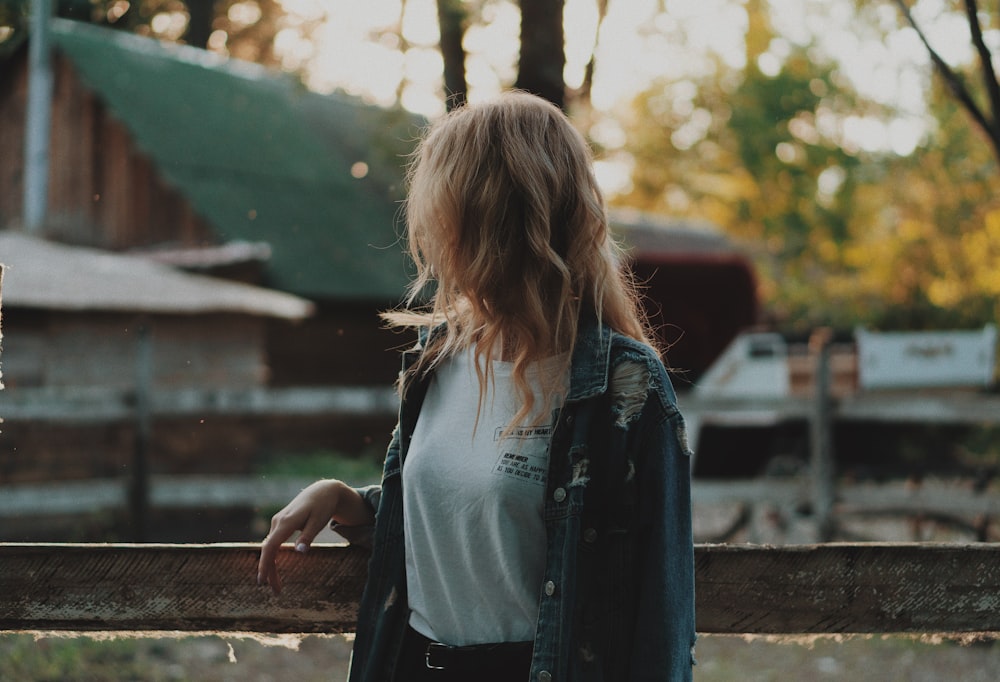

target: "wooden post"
[810,329,835,541]
[23,0,55,232]
[129,322,153,541]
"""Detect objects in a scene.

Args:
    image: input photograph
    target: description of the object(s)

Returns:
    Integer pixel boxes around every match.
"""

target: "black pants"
[393,625,533,681]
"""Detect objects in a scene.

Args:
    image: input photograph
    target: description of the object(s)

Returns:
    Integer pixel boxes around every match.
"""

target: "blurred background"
[0,0,999,679]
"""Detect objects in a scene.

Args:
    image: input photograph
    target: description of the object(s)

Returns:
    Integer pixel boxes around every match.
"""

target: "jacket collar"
[566,314,613,402]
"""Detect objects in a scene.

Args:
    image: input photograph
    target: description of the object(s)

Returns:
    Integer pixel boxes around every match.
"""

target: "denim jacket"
[340,317,696,681]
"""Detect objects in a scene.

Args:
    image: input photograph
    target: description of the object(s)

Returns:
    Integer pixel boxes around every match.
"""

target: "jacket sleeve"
[631,397,696,681]
[329,483,382,549]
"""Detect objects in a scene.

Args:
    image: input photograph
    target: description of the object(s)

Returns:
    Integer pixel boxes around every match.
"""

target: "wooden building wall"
[0,309,268,390]
[0,309,285,484]
[266,302,402,387]
[0,49,29,228]
[0,47,214,248]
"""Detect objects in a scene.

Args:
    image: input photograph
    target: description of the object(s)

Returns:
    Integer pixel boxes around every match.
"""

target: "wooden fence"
[2,543,1000,635]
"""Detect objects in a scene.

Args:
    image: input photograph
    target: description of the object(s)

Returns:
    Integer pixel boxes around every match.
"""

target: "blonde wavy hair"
[383,91,655,427]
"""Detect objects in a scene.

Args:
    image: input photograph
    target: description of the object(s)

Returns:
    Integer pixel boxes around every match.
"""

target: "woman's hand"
[257,479,372,594]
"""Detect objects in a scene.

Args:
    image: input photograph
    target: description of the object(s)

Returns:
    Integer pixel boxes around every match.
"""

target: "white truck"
[683,325,998,468]
[694,325,997,399]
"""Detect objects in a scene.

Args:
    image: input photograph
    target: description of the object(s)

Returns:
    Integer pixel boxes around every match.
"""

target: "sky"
[257,0,993,190]
[286,0,752,116]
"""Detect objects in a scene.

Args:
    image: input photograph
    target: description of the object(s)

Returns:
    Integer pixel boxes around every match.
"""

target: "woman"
[257,91,696,681]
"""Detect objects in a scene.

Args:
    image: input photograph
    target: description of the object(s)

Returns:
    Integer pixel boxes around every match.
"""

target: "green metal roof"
[51,18,422,301]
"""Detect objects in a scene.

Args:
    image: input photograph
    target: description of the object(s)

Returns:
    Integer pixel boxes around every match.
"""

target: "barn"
[0,18,759,491]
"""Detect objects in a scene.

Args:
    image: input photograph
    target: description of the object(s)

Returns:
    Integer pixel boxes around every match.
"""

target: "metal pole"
[23,0,54,233]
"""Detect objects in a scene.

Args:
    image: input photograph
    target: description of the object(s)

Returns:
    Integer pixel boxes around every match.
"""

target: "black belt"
[409,627,534,673]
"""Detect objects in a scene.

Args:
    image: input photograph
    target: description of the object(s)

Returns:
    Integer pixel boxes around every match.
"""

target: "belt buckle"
[425,642,449,670]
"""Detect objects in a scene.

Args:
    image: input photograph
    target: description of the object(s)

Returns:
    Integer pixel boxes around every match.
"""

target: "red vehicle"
[611,209,759,384]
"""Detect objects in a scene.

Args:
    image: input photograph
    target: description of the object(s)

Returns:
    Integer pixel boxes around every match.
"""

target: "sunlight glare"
[817,165,846,199]
[591,0,745,111]
[564,0,601,90]
[402,83,446,118]
[589,117,627,150]
[106,0,130,22]
[462,2,520,102]
[228,1,263,28]
[402,0,440,47]
[888,118,923,156]
[404,47,444,84]
[150,11,187,41]
[207,29,228,52]
[278,0,325,22]
[275,27,314,72]
[594,156,634,197]
[756,52,781,77]
[842,115,888,154]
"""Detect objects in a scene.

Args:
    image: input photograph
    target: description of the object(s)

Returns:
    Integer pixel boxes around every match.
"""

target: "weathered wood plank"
[0,385,398,422]
[680,390,1000,426]
[2,543,999,634]
[4,478,998,532]
[0,543,369,633]
[695,543,1000,634]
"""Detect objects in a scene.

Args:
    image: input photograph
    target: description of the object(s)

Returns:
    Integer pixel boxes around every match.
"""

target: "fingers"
[257,532,286,594]
[255,480,342,595]
[257,510,301,594]
[294,509,333,554]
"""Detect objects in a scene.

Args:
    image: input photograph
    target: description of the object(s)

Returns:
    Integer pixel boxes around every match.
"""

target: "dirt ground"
[3,631,999,681]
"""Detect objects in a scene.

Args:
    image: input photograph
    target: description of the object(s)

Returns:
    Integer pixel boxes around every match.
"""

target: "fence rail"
[5,477,1000,525]
[2,543,1000,635]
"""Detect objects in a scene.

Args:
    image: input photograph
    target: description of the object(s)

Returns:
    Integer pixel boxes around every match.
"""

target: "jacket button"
[544,580,556,596]
[553,488,566,502]
[583,527,597,543]
[538,672,552,682]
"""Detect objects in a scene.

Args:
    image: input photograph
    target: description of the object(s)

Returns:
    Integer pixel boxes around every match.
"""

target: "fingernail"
[295,542,309,554]
[257,574,263,586]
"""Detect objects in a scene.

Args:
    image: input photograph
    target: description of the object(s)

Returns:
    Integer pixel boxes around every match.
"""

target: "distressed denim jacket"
[340,317,696,682]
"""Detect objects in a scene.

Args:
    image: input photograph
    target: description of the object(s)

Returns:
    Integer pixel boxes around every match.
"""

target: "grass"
[250,449,385,531]
[0,635,161,682]
[253,449,384,485]
[3,633,999,682]
[0,633,354,682]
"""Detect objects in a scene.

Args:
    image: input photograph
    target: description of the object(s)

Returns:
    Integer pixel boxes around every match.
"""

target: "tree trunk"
[185,0,216,50]
[516,0,565,110]
[437,0,468,111]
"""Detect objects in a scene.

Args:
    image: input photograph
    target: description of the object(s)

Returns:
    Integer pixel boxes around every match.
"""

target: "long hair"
[383,91,655,428]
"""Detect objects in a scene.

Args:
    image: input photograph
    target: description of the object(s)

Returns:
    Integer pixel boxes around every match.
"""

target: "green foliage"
[616,6,1000,332]
[0,635,161,682]
[255,449,384,484]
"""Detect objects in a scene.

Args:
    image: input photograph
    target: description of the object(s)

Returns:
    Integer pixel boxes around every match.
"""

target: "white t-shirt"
[402,348,567,646]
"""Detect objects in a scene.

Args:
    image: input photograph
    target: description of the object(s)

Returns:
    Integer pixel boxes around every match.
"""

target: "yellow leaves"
[961,208,1000,296]
[687,169,757,202]
[927,279,964,308]
[896,218,930,243]
[813,237,840,265]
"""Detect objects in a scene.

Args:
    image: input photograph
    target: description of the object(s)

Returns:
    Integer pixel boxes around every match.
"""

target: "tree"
[515,0,564,108]
[616,0,1000,330]
[436,0,468,110]
[43,0,311,69]
[432,0,611,112]
[888,0,1000,165]
[838,80,1000,328]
